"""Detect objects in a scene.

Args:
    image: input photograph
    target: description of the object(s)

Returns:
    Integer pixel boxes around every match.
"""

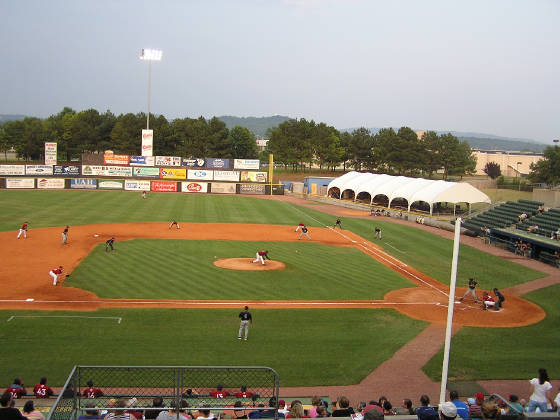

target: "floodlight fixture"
[140,48,163,61]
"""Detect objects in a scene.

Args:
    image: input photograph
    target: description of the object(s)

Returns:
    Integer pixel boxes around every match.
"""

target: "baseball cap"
[475,392,484,401]
[467,398,475,405]
[440,402,457,418]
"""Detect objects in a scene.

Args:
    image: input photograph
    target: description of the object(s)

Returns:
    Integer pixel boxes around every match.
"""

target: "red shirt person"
[5,378,26,399]
[233,386,254,399]
[34,377,54,398]
[210,385,230,399]
[83,380,104,398]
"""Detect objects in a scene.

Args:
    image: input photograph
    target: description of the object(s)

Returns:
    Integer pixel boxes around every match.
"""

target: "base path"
[0,222,542,327]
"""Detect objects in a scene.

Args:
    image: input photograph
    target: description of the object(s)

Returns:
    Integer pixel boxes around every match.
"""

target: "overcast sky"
[1,0,559,142]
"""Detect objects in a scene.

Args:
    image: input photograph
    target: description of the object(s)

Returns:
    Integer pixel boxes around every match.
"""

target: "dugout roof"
[327,171,491,214]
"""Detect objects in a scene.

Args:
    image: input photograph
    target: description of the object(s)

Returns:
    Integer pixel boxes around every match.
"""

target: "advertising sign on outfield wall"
[160,168,186,179]
[54,166,80,176]
[213,170,240,182]
[45,142,57,165]
[141,129,153,156]
[130,156,155,166]
[37,178,65,189]
[25,165,53,175]
[240,184,266,195]
[0,165,25,175]
[206,158,230,169]
[151,180,177,192]
[6,178,35,189]
[240,171,267,183]
[187,169,214,181]
[211,182,236,194]
[98,179,124,189]
[155,156,181,166]
[71,178,97,189]
[234,159,260,170]
[133,167,160,178]
[182,158,206,168]
[181,182,208,193]
[82,166,133,177]
[124,180,151,191]
[103,153,129,165]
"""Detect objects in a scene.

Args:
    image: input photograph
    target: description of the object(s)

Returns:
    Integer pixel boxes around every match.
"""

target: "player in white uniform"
[49,266,63,286]
[298,226,311,240]
[252,250,270,265]
[17,222,28,239]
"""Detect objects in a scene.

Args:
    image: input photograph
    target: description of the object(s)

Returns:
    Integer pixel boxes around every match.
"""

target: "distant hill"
[218,115,291,137]
[0,114,29,123]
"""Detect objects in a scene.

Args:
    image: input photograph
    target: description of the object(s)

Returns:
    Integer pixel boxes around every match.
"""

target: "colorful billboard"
[103,153,129,165]
[54,166,80,176]
[98,179,124,189]
[70,178,97,189]
[181,158,206,168]
[160,168,187,179]
[130,156,155,166]
[6,178,35,189]
[214,170,240,181]
[81,166,132,177]
[240,171,267,183]
[124,180,151,191]
[181,182,208,193]
[155,156,181,166]
[206,158,230,169]
[210,182,236,194]
[45,142,57,165]
[151,181,177,192]
[234,159,260,170]
[133,167,160,178]
[0,165,25,175]
[187,169,214,181]
[25,165,53,175]
[37,178,65,189]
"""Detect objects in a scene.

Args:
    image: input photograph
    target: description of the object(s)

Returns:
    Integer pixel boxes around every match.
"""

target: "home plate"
[26,298,34,302]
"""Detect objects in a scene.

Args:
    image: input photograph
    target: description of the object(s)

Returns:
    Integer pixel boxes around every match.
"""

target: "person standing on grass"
[106,237,115,252]
[238,306,253,341]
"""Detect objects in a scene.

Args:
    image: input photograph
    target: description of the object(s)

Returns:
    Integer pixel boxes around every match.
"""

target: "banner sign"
[241,171,267,183]
[0,165,25,175]
[98,179,124,189]
[187,169,214,181]
[206,158,230,169]
[181,181,208,193]
[37,178,65,189]
[124,180,151,191]
[141,129,154,156]
[45,142,57,165]
[54,165,80,176]
[71,178,97,189]
[213,170,240,181]
[240,184,266,195]
[181,158,206,168]
[160,168,186,179]
[151,180,177,192]
[82,165,133,177]
[6,178,35,189]
[25,165,53,175]
[155,156,181,166]
[211,182,237,194]
[130,156,155,166]
[234,159,260,170]
[103,153,129,165]
[133,167,160,178]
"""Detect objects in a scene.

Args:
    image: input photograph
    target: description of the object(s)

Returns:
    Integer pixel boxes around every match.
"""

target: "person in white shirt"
[527,368,553,412]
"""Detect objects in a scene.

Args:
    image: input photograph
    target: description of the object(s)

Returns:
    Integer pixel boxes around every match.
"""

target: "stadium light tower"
[140,48,163,130]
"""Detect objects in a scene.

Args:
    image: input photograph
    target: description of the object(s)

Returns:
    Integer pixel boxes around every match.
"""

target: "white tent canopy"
[327,171,491,214]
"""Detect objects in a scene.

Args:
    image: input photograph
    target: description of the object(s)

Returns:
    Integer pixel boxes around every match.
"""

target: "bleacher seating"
[516,208,560,238]
[463,200,544,234]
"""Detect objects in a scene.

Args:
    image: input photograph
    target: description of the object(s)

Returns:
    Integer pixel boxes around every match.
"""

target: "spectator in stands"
[104,398,137,420]
[395,399,414,415]
[23,400,45,420]
[468,393,484,418]
[0,392,27,419]
[481,402,499,420]
[332,396,354,417]
[62,384,77,399]
[554,251,560,268]
[234,386,254,399]
[364,409,384,420]
[507,395,523,416]
[210,384,230,399]
[183,389,199,399]
[382,401,394,416]
[415,395,438,420]
[528,225,539,233]
[83,380,104,399]
[439,402,457,420]
[278,400,289,416]
[156,399,191,420]
[5,378,26,399]
[125,398,142,420]
[518,213,528,222]
[449,391,468,420]
[145,397,165,420]
[308,396,322,418]
[34,377,54,399]
[481,226,490,236]
[287,401,306,418]
[527,368,553,412]
[79,402,103,419]
[195,402,217,420]
[222,401,249,419]
[554,390,560,416]
[537,205,544,215]
[250,398,284,419]
[316,406,328,418]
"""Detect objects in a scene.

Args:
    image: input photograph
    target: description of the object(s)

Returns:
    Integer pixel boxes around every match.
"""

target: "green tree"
[483,162,501,179]
[348,127,374,170]
[312,123,343,170]
[16,118,45,161]
[528,145,560,185]
[227,126,258,158]
[110,113,145,155]
[438,133,476,179]
[0,120,25,161]
[420,130,442,177]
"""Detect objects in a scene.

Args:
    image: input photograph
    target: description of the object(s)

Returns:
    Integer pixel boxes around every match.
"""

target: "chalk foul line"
[6,315,122,324]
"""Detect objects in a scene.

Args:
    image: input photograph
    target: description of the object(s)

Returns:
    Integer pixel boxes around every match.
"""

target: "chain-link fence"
[48,366,279,420]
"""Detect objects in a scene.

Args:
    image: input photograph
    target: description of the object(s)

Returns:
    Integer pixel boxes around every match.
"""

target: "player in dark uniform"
[374,226,382,239]
[333,218,342,229]
[459,277,479,303]
[61,225,69,245]
[238,306,253,341]
[493,288,505,310]
[105,237,115,252]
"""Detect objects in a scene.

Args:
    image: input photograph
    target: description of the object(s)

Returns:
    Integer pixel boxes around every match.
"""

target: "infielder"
[49,266,63,286]
[295,222,305,232]
[459,277,479,303]
[374,226,382,239]
[61,225,69,245]
[298,226,311,240]
[252,250,270,265]
[238,306,253,341]
[333,218,343,229]
[169,220,180,230]
[17,222,28,239]
[105,237,115,252]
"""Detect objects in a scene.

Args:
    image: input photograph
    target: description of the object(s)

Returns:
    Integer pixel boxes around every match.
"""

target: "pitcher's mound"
[214,258,286,271]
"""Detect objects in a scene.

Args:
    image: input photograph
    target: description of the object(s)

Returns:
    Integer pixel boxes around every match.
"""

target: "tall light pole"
[140,48,163,130]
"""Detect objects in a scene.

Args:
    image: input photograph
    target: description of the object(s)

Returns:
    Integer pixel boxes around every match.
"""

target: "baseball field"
[0,190,558,393]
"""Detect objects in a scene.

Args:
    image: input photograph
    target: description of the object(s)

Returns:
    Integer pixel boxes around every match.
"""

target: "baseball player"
[295,222,305,232]
[142,191,147,199]
[105,237,115,252]
[374,226,382,239]
[17,222,28,239]
[169,220,180,230]
[238,306,253,341]
[493,288,505,310]
[49,266,63,286]
[482,292,496,310]
[459,277,479,303]
[61,225,69,245]
[34,377,54,399]
[252,250,270,265]
[333,218,343,229]
[298,226,311,240]
[82,380,104,398]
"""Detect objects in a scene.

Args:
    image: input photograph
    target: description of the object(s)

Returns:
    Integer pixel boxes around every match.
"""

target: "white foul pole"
[439,217,462,405]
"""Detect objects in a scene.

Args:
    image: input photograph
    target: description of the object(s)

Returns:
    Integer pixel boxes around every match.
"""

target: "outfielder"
[238,306,253,341]
[17,222,28,239]
[298,226,311,240]
[252,250,270,265]
[459,277,479,303]
[374,226,382,239]
[49,266,63,286]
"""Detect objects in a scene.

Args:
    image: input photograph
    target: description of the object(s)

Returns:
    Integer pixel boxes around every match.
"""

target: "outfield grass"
[422,283,560,381]
[0,308,427,387]
[69,239,414,300]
